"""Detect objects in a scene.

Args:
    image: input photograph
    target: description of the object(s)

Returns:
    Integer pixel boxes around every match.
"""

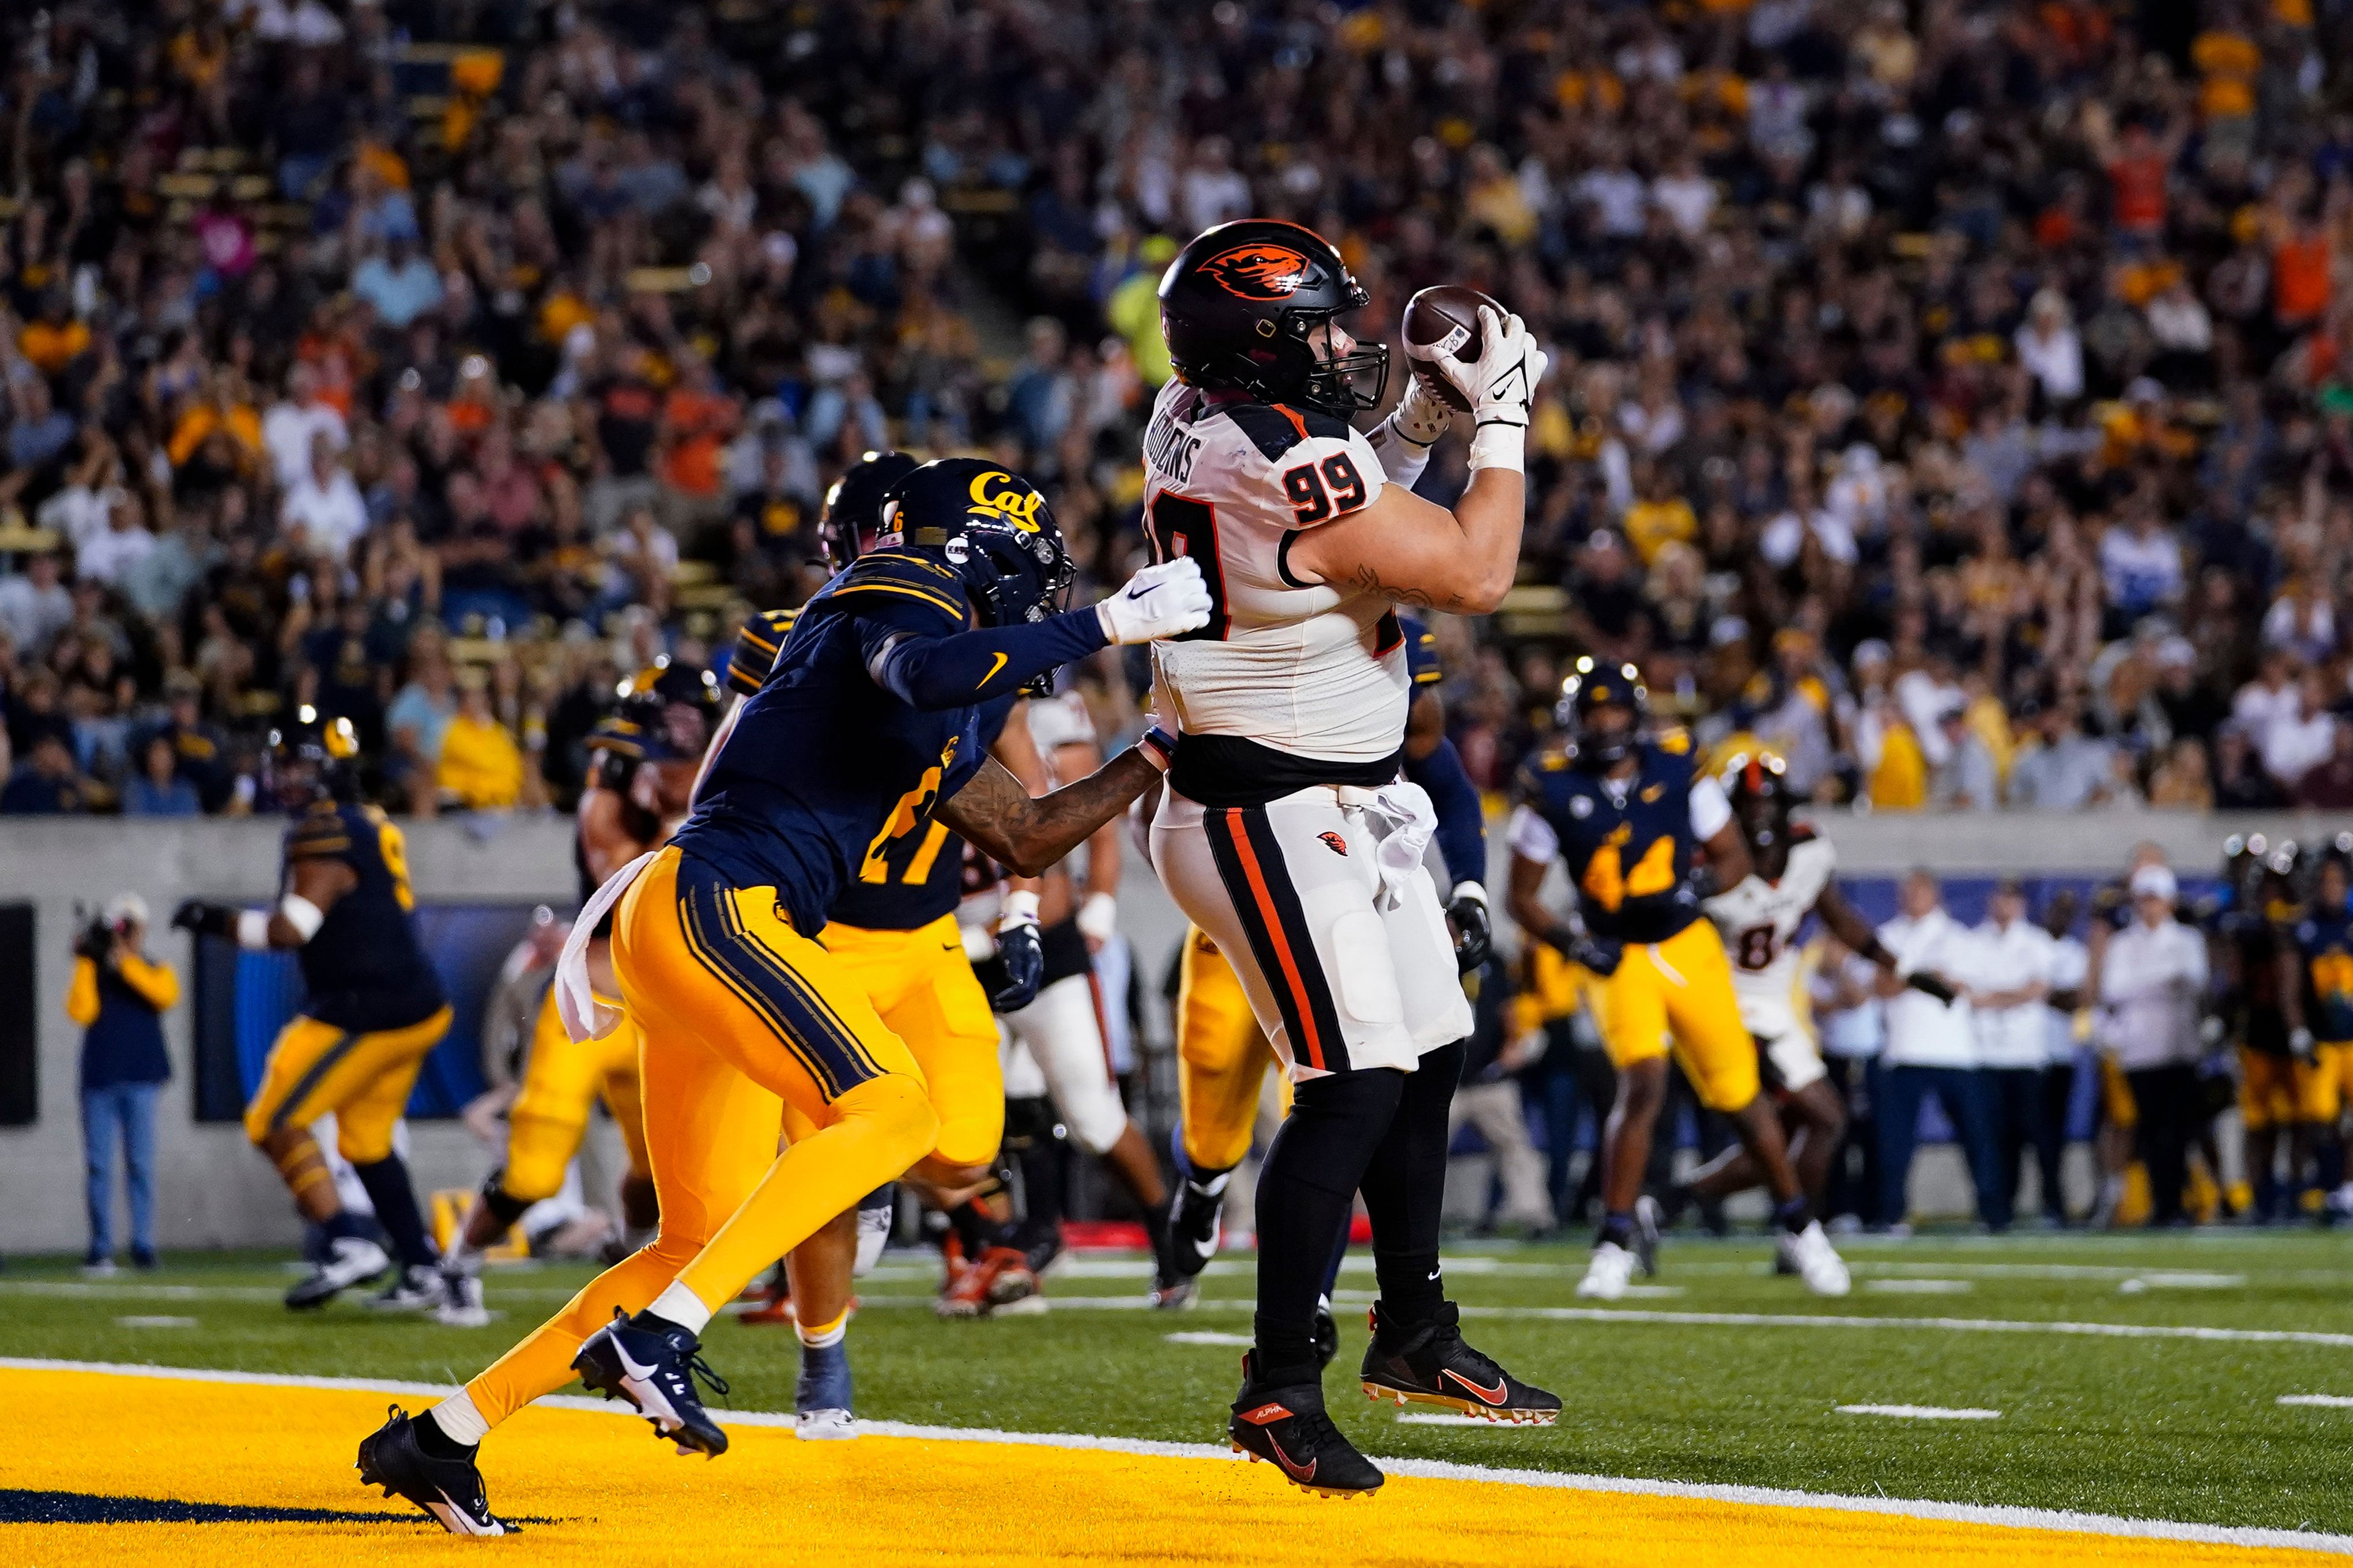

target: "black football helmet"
[818,449,922,573]
[265,704,361,812]
[1158,218,1387,418]
[1721,750,1794,878]
[1556,656,1646,772]
[612,657,723,762]
[879,459,1076,697]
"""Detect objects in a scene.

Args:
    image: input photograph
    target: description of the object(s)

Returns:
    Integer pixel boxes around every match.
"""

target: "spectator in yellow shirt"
[1623,463,1698,566]
[435,668,525,811]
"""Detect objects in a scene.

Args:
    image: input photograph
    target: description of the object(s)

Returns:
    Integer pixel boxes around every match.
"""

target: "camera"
[73,905,124,962]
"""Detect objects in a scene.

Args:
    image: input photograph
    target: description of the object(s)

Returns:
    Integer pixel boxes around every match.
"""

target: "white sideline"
[9,1357,2353,1556]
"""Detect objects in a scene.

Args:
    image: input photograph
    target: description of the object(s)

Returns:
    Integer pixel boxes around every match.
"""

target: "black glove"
[73,919,112,961]
[171,900,238,940]
[1905,971,1958,1004]
[1549,927,1622,977]
[1447,885,1493,976]
[990,917,1044,1012]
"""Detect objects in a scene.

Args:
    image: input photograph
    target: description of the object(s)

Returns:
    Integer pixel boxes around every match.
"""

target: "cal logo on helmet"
[1198,242,1315,301]
[967,470,1046,534]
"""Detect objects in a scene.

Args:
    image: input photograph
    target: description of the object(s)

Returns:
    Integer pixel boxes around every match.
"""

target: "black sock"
[352,1155,436,1270]
[412,1411,474,1460]
[948,1198,996,1260]
[1185,1162,1236,1196]
[631,1309,691,1342]
[1596,1211,1634,1249]
[478,1174,532,1233]
[1252,1067,1404,1377]
[323,1209,371,1244]
[1775,1196,1814,1234]
[1360,1041,1462,1330]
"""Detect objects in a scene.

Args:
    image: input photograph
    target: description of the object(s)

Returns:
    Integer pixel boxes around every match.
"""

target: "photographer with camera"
[65,894,179,1274]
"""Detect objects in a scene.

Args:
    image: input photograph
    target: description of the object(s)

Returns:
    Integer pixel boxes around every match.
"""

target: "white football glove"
[1431,306,1549,473]
[1097,556,1213,644]
[1387,365,1455,449]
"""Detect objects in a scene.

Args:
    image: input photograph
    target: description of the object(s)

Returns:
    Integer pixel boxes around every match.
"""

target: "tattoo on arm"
[1344,562,1447,612]
[937,751,1164,878]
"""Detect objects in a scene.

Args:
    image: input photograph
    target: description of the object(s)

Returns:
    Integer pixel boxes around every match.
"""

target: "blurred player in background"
[2281,842,2353,1221]
[1508,667,1849,1301]
[174,712,452,1310]
[2216,836,2299,1222]
[433,660,723,1326]
[1684,753,1926,1261]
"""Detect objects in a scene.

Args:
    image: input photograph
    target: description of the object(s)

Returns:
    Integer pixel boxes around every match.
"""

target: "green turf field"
[11,1230,2353,1533]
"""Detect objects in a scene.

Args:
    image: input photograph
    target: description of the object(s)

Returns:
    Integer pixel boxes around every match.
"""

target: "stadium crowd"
[1,0,2351,818]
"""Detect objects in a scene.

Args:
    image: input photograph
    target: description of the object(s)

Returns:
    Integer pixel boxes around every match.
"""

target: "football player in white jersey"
[1142,219,1559,1497]
[1693,752,1948,1281]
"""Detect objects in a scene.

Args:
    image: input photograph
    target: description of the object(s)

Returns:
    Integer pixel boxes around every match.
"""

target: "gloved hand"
[1389,360,1456,448]
[171,900,237,940]
[1905,971,1958,1005]
[1549,927,1622,978]
[1096,557,1212,645]
[990,890,1044,1012]
[2292,1026,2317,1063]
[1446,880,1492,976]
[1432,307,1549,473]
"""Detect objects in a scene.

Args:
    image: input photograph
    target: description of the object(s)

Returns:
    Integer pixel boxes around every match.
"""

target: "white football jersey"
[1703,832,1837,1041]
[1140,378,1408,765]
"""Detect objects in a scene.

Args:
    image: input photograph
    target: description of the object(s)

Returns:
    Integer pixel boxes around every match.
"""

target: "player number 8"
[1281,453,1367,524]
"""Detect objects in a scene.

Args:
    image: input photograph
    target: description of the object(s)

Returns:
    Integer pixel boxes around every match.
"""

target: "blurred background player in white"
[1873,870,2000,1234]
[1144,218,1557,1496]
[1971,879,2060,1228]
[1680,753,1934,1277]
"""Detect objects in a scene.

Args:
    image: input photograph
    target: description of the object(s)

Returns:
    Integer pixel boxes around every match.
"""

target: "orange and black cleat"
[1227,1351,1383,1499]
[1359,1301,1559,1425]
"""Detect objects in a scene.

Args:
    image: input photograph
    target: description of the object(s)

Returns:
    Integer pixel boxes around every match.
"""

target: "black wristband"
[1858,936,1893,968]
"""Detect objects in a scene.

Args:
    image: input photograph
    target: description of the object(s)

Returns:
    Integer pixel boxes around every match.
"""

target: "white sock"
[648,1280,713,1335]
[797,1309,849,1350]
[430,1391,489,1446]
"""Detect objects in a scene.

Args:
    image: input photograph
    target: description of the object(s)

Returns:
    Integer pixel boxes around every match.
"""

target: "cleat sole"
[1360,1378,1560,1425]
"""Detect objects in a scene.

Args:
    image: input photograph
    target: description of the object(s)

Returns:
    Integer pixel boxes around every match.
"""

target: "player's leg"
[322,1007,455,1308]
[446,987,602,1282]
[597,1019,659,1246]
[2033,1059,2073,1223]
[1577,946,1672,1297]
[1152,792,1406,1495]
[1171,930,1276,1288]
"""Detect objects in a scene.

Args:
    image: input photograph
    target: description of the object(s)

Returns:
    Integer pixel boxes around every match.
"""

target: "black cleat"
[572,1308,731,1456]
[1360,1301,1561,1425]
[1167,1172,1227,1280]
[286,1235,390,1310]
[1313,1298,1340,1370]
[356,1405,512,1536]
[1229,1351,1382,1498]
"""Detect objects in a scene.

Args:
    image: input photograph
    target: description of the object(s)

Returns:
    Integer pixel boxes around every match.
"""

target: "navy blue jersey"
[726,607,799,697]
[830,696,1015,931]
[672,552,990,936]
[1518,735,1706,944]
[284,802,445,1031]
[1401,613,1443,689]
[2295,904,2353,1044]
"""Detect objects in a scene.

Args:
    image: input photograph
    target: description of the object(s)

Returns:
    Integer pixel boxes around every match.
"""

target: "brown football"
[1401,284,1502,411]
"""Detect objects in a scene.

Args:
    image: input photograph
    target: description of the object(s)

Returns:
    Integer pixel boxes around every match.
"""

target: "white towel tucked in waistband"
[556,849,657,1043]
[1336,780,1436,910]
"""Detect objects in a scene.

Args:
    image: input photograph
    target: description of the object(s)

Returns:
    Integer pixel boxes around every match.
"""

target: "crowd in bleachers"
[3,0,2353,820]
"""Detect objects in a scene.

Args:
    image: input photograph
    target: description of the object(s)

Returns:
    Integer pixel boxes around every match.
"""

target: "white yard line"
[1837,1404,2002,1420]
[1162,1331,1253,1347]
[1864,1279,1974,1294]
[2280,1395,2353,1408]
[6,1358,2347,1556]
[112,1316,198,1329]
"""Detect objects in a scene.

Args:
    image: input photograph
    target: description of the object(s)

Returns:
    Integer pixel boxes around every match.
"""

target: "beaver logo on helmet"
[1199,242,1315,301]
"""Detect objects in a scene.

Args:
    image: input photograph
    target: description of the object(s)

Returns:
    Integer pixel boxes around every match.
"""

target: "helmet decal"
[1198,242,1316,300]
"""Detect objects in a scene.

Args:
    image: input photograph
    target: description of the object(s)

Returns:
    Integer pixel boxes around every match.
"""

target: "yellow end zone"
[0,1366,2338,1566]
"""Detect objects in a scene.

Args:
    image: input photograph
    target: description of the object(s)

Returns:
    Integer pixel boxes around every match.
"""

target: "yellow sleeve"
[117,953,183,1011]
[66,955,100,1026]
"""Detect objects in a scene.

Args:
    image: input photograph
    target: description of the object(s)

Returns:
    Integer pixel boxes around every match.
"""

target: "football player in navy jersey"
[1506,660,1851,1301]
[360,459,1209,1535]
[174,712,452,1312]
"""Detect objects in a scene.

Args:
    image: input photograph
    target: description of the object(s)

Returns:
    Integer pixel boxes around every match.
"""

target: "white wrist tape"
[1450,879,1488,908]
[1077,890,1118,944]
[235,910,272,950]
[277,894,325,943]
[1466,417,1525,474]
[1000,889,1042,930]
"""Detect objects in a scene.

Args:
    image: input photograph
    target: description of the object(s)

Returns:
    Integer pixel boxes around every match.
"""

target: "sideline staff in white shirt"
[2088,864,2209,1226]
[1971,879,2057,1226]
[1875,870,2003,1230]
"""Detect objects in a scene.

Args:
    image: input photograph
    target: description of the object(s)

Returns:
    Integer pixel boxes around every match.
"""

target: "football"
[1401,284,1503,410]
